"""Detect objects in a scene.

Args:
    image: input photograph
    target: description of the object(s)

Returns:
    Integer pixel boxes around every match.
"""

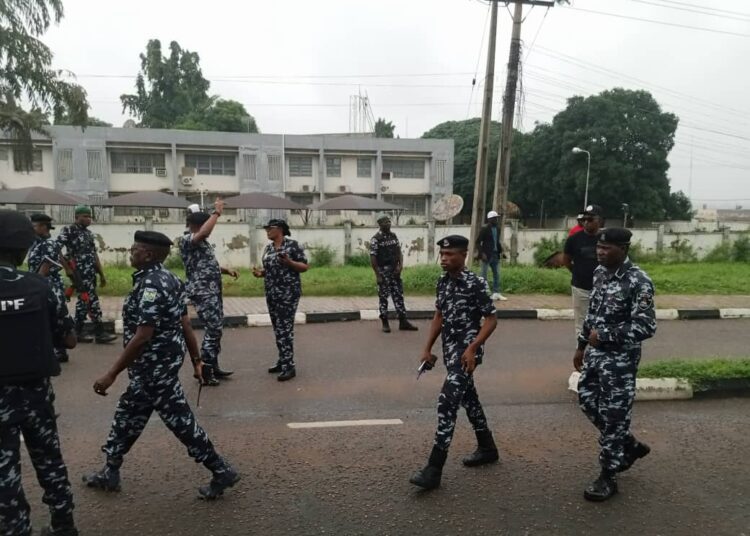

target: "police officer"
[573,228,656,502]
[56,205,116,344]
[83,231,240,500]
[178,199,239,386]
[0,210,79,536]
[410,235,500,490]
[29,213,73,362]
[253,219,308,382]
[369,213,418,333]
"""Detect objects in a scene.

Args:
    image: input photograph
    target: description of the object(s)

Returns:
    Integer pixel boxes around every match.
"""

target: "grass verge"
[91,261,750,297]
[639,359,750,390]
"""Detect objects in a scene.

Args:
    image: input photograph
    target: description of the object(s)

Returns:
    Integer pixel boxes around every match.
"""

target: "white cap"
[187,204,201,213]
[486,210,499,219]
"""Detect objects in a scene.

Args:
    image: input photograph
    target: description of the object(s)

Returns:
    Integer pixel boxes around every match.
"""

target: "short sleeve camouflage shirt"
[178,231,222,296]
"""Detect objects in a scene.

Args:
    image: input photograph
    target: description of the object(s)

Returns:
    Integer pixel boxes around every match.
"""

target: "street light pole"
[572,147,591,209]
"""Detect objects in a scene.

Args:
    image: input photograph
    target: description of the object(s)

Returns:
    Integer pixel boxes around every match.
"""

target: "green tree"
[513,88,680,221]
[1,0,89,165]
[665,190,693,220]
[175,99,259,133]
[422,118,525,215]
[374,118,395,138]
[55,115,111,127]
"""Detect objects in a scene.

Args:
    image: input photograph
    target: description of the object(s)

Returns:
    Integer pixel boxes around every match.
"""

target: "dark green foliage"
[532,234,566,267]
[374,118,395,138]
[345,252,371,267]
[732,234,750,262]
[309,245,336,267]
[639,359,750,390]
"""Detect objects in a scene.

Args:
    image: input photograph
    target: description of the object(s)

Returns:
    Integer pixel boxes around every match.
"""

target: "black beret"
[134,230,173,247]
[0,210,35,249]
[597,227,632,245]
[583,204,603,217]
[264,218,291,236]
[437,235,469,250]
[30,213,55,229]
[186,212,211,225]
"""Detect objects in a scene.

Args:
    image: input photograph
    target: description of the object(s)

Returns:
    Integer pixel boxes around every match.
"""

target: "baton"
[196,381,203,408]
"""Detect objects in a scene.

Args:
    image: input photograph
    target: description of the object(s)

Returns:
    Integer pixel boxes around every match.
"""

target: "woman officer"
[253,219,308,381]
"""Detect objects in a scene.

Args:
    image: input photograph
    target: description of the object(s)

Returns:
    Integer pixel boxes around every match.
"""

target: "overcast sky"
[44,0,750,208]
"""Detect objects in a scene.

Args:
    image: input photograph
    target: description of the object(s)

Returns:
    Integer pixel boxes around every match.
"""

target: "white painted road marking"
[287,419,403,429]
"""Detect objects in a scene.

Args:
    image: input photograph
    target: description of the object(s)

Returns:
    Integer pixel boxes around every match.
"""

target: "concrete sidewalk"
[82,293,750,321]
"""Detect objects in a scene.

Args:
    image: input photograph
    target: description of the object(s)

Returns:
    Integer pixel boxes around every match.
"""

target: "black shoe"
[268,364,282,374]
[94,333,117,344]
[619,440,651,472]
[82,466,121,492]
[201,365,220,387]
[381,318,391,333]
[278,368,296,382]
[198,466,241,500]
[462,430,500,467]
[583,471,618,502]
[398,317,418,331]
[76,332,93,343]
[409,446,447,490]
[214,367,234,378]
[40,526,79,536]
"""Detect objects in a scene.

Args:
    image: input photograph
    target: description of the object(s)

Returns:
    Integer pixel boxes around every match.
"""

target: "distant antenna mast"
[349,88,375,133]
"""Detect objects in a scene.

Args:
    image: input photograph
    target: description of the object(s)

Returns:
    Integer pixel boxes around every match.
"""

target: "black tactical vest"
[0,270,60,384]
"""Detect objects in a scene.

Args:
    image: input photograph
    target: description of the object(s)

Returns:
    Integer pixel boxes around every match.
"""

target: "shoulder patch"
[141,288,158,302]
[636,289,653,311]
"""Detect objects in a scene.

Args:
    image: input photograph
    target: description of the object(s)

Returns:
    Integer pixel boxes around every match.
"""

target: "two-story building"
[0,126,454,225]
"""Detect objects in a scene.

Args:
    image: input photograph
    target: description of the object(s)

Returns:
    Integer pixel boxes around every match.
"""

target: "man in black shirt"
[563,205,603,337]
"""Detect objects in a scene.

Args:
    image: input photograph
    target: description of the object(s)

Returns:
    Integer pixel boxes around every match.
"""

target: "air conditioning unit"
[302,185,310,192]
[338,185,350,193]
[154,167,167,177]
[381,171,393,180]
[181,176,194,186]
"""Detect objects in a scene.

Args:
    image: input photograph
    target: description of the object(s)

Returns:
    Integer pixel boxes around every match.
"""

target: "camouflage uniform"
[98,262,231,477]
[28,235,69,360]
[57,223,103,331]
[262,238,307,372]
[433,268,496,451]
[0,267,76,536]
[577,260,656,473]
[369,230,406,318]
[178,231,224,368]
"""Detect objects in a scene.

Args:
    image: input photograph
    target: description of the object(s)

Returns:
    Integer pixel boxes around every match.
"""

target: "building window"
[389,195,427,215]
[13,150,43,172]
[0,148,8,161]
[287,194,314,214]
[268,155,282,181]
[87,151,103,181]
[184,153,236,176]
[58,149,73,181]
[382,158,425,179]
[436,159,447,187]
[326,157,341,177]
[111,152,165,174]
[357,157,372,178]
[242,154,257,181]
[289,156,312,177]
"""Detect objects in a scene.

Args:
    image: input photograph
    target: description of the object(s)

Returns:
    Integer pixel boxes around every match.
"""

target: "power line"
[564,5,750,37]
[647,0,750,18]
[626,0,750,22]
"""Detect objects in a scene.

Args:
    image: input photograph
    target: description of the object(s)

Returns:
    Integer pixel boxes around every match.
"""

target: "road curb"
[568,371,694,400]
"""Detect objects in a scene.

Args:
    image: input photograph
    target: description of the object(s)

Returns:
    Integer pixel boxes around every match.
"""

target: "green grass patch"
[639,359,750,389]
[95,261,750,297]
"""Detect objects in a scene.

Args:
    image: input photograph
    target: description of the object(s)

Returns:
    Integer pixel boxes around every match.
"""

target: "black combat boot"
[583,469,618,502]
[409,446,447,490]
[75,325,93,343]
[268,363,282,374]
[82,465,121,492]
[381,317,391,333]
[619,438,651,472]
[201,365,220,386]
[462,430,500,467]
[398,316,418,331]
[278,367,296,382]
[39,511,78,536]
[198,465,241,500]
[214,366,234,378]
[93,322,117,344]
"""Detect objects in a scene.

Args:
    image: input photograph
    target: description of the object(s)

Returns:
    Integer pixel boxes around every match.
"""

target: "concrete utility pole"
[469,0,499,257]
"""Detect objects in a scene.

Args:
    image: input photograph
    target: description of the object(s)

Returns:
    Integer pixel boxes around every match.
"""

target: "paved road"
[24,320,750,535]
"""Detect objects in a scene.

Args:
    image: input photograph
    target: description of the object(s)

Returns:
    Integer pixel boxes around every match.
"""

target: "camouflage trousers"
[101,375,228,474]
[377,270,406,318]
[190,292,224,367]
[73,275,103,330]
[433,354,490,451]
[0,379,75,536]
[50,276,70,360]
[578,347,641,472]
[267,291,300,371]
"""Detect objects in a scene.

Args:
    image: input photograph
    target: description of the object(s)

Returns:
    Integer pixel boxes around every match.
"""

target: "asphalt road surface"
[23,319,750,535]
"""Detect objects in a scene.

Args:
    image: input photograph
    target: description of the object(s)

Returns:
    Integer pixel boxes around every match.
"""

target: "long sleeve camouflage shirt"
[57,224,97,274]
[578,259,657,350]
[122,262,188,382]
